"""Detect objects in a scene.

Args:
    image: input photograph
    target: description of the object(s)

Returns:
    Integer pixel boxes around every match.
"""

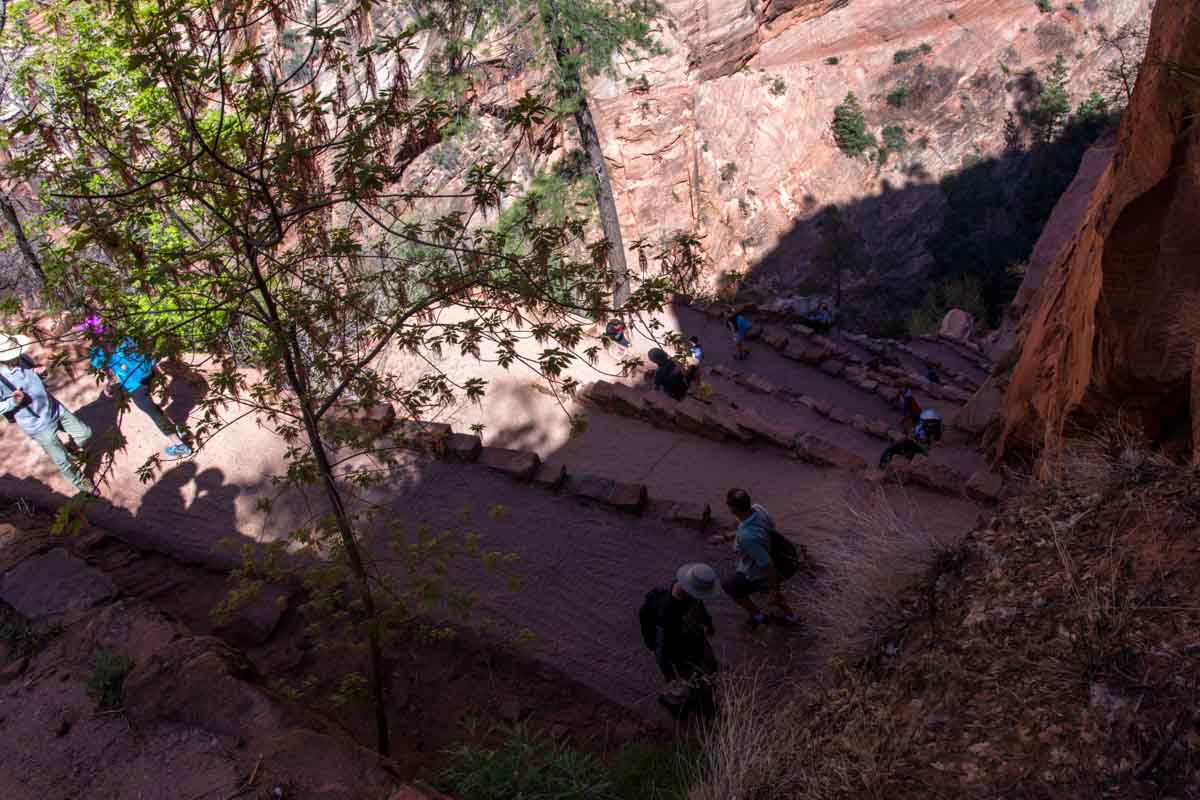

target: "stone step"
[479,447,541,481]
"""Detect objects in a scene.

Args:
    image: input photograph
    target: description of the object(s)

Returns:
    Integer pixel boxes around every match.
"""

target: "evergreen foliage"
[832,92,876,157]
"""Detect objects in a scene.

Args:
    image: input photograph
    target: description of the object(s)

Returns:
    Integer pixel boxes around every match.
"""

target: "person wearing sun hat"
[644,563,721,720]
[0,332,97,496]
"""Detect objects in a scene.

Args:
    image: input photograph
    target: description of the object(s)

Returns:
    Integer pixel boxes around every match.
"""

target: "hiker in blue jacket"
[90,329,191,458]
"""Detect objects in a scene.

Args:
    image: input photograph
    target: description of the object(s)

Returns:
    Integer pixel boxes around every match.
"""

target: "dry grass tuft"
[1048,417,1174,496]
[804,487,961,663]
[690,666,901,800]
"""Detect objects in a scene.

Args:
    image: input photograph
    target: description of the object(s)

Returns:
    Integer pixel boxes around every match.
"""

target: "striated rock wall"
[586,0,1150,292]
[995,0,1200,468]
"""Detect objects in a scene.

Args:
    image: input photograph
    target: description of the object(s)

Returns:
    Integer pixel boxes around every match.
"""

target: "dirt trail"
[0,304,987,714]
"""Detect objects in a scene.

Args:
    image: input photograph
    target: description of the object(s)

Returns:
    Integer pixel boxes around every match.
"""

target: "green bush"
[831,92,876,156]
[893,43,932,64]
[609,741,700,800]
[0,602,62,661]
[439,723,613,800]
[882,125,908,152]
[824,56,840,65]
[1036,0,1052,11]
[906,276,986,337]
[886,84,909,107]
[86,650,135,711]
[719,162,738,182]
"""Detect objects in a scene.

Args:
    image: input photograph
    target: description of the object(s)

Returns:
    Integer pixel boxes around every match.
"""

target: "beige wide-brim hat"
[0,333,32,362]
[676,562,722,601]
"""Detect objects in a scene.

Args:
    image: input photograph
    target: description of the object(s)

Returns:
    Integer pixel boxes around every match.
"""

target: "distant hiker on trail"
[0,333,97,496]
[722,488,801,631]
[605,319,631,348]
[879,409,943,468]
[803,303,834,333]
[899,389,922,433]
[89,326,192,459]
[726,312,752,361]
[640,563,720,721]
[648,348,689,401]
[685,336,704,385]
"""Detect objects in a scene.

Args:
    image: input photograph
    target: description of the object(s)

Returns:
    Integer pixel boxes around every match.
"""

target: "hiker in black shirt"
[648,348,689,400]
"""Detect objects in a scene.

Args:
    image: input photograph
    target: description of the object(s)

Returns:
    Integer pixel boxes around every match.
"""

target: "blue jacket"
[91,338,156,392]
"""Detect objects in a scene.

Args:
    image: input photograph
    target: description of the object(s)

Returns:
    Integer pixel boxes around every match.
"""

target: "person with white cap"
[0,332,97,495]
[639,562,721,720]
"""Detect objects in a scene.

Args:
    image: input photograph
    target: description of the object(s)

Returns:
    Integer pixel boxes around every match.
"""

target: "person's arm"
[0,393,21,415]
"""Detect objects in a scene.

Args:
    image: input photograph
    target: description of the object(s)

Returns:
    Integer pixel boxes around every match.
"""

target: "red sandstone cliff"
[995,0,1200,469]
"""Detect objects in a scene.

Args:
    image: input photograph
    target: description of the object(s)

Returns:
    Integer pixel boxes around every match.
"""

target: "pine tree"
[832,92,876,157]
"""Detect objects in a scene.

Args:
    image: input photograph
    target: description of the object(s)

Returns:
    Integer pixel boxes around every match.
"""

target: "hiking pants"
[28,408,92,491]
[121,384,178,438]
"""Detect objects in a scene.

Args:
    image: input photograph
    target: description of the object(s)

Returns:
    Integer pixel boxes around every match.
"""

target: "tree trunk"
[574,98,631,308]
[247,248,391,756]
[0,190,46,291]
[543,0,631,309]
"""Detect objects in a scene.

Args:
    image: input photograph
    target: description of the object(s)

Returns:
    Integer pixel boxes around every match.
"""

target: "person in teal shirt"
[90,331,191,458]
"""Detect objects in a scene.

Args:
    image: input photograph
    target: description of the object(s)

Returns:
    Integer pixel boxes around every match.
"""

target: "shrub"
[881,124,908,152]
[886,83,909,107]
[1036,0,1052,11]
[0,602,62,661]
[805,489,962,661]
[824,56,839,65]
[907,275,987,336]
[719,162,738,182]
[610,741,699,800]
[831,92,876,156]
[439,723,613,800]
[767,76,786,96]
[1066,2,1079,12]
[894,43,932,63]
[86,651,135,711]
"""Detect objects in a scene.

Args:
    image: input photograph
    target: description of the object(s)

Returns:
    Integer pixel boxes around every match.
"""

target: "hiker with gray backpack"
[722,488,804,631]
[639,563,720,721]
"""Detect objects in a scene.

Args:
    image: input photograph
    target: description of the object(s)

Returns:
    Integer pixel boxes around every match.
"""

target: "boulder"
[938,308,975,341]
[395,419,453,453]
[532,463,567,491]
[444,433,483,463]
[609,482,649,514]
[674,398,720,439]
[742,374,777,394]
[479,448,541,481]
[324,402,396,440]
[664,501,712,531]
[217,584,290,646]
[953,379,1004,435]
[819,359,845,377]
[895,456,965,496]
[813,399,834,417]
[795,435,867,470]
[762,329,789,350]
[851,414,871,434]
[641,391,680,427]
[609,384,649,416]
[867,420,891,439]
[0,548,116,619]
[966,470,1004,504]
[581,380,616,409]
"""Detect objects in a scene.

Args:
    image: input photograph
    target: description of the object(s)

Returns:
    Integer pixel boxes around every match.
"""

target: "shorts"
[722,572,770,599]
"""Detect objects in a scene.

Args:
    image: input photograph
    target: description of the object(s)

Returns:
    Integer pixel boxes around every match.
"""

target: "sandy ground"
[0,304,985,712]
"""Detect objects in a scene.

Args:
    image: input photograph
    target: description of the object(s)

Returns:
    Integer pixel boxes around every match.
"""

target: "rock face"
[996,0,1200,470]
[585,0,1147,293]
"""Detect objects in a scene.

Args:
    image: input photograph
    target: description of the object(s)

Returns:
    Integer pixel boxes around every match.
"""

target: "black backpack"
[769,528,802,581]
[639,587,670,650]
